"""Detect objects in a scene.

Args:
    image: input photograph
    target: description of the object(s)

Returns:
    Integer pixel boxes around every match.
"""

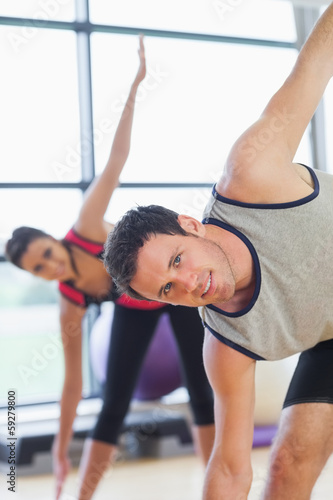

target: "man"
[104,4,333,499]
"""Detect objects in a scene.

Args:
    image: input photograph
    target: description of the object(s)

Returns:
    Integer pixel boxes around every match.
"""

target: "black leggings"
[91,304,214,445]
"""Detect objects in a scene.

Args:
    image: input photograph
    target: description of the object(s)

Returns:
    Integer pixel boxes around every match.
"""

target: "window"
[0,28,80,183]
[0,0,75,21]
[0,190,83,406]
[0,189,82,242]
[0,1,317,409]
[0,262,62,404]
[89,0,296,41]
[92,34,305,184]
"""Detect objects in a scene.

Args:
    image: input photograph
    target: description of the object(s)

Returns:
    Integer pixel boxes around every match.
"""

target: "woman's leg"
[167,305,215,465]
[78,439,117,500]
[78,304,161,499]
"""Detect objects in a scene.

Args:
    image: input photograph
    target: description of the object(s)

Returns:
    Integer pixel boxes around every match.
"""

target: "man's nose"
[178,271,198,292]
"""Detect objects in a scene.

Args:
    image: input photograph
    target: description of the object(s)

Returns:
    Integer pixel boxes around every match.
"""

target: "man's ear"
[177,215,206,236]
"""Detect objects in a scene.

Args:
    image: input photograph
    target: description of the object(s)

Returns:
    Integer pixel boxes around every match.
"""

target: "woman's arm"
[75,36,146,239]
[52,297,86,500]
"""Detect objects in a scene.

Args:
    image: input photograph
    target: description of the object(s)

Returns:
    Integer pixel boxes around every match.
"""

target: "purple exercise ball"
[90,308,183,401]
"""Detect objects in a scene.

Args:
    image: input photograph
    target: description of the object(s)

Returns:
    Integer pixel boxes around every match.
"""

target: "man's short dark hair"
[104,205,187,300]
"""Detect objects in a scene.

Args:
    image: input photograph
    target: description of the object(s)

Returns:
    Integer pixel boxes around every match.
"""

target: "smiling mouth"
[202,273,212,296]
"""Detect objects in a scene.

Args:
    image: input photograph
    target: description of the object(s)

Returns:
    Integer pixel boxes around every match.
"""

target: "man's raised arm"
[221,2,333,195]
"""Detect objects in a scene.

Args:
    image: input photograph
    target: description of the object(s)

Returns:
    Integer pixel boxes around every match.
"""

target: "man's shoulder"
[215,159,317,205]
[203,330,256,383]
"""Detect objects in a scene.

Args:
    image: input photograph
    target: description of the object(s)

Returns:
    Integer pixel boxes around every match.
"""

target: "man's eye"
[34,265,42,273]
[164,282,172,294]
[174,255,181,266]
[44,248,52,258]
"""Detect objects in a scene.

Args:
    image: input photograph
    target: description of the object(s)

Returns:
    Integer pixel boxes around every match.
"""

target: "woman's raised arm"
[75,35,146,238]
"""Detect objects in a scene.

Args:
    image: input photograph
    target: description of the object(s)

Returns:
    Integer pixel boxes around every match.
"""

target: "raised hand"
[133,34,146,86]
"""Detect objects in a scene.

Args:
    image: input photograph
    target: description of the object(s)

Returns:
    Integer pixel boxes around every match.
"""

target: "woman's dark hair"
[104,205,188,300]
[5,226,50,268]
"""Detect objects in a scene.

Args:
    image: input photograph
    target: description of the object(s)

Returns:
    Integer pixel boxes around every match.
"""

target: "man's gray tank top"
[200,165,333,361]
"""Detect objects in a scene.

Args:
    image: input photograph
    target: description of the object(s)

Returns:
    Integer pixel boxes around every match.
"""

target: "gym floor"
[6,447,333,500]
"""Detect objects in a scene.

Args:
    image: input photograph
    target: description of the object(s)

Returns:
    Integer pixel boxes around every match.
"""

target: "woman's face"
[20,237,73,281]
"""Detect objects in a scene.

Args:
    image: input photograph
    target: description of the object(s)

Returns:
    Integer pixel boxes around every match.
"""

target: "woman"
[6,37,214,500]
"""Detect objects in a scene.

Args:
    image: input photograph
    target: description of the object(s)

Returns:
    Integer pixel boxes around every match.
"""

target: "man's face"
[130,219,237,307]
